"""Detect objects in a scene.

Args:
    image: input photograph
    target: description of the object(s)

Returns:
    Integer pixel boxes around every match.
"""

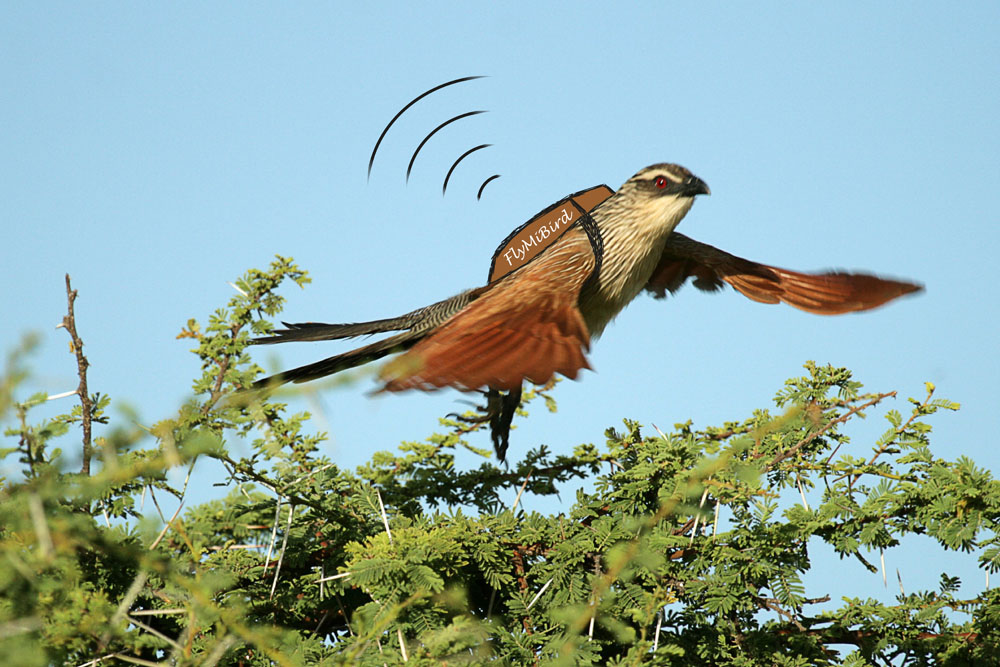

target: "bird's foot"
[446,386,522,463]
[445,390,495,424]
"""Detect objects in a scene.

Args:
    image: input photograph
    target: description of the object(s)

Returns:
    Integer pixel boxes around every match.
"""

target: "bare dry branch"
[62,274,94,475]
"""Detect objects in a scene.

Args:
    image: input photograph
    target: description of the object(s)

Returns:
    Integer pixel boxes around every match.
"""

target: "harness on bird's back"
[487,185,613,287]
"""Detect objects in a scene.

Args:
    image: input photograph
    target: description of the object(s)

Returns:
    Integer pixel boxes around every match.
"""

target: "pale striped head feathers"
[599,163,710,239]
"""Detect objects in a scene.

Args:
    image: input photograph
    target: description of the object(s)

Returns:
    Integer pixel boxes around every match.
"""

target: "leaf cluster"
[1,258,997,666]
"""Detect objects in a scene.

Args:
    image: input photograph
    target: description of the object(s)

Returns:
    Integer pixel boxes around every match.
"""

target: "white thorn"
[397,627,408,662]
[712,500,720,540]
[527,577,553,610]
[376,488,393,545]
[512,474,531,512]
[797,477,810,512]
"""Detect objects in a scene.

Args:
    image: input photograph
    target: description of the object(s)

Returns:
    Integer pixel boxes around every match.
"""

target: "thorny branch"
[61,274,95,475]
[200,323,236,416]
[768,392,896,469]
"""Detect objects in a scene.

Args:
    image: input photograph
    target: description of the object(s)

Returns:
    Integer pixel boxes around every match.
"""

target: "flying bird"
[252,164,920,460]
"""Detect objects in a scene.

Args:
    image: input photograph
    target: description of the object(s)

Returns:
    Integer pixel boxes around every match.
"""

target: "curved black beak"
[684,175,711,197]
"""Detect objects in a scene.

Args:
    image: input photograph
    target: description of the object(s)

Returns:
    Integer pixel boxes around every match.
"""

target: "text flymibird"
[252,164,921,460]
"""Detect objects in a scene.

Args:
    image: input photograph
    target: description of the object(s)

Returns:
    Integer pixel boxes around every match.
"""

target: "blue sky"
[3,3,998,613]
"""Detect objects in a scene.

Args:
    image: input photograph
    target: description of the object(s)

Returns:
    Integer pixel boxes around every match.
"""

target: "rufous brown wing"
[380,231,596,392]
[646,233,922,315]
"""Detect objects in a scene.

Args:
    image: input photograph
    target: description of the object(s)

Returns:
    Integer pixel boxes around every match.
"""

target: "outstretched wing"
[380,231,596,392]
[646,232,922,314]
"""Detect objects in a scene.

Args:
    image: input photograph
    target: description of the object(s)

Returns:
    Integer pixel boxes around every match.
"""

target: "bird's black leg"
[489,385,521,463]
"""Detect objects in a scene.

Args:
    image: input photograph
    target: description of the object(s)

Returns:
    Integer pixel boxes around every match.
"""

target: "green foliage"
[1,257,997,665]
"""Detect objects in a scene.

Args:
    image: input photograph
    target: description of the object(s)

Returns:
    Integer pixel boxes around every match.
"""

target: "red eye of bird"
[654,176,668,189]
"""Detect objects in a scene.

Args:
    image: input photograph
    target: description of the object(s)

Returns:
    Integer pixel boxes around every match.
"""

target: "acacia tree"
[1,258,997,666]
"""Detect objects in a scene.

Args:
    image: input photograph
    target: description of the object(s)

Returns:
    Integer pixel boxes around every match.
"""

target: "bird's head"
[608,163,710,236]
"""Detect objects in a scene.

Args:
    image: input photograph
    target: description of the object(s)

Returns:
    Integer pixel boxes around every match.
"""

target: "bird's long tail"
[253,318,422,344]
[250,286,488,388]
[252,287,487,344]
[252,330,425,387]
